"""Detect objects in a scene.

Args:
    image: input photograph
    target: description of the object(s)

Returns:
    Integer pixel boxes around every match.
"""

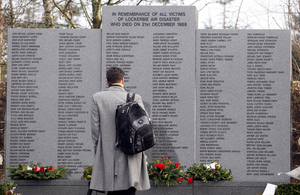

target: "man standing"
[90,67,150,195]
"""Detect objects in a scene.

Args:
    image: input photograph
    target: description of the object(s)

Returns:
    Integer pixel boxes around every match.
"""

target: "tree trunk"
[0,0,3,60]
[43,0,55,28]
[9,0,15,28]
[92,0,102,29]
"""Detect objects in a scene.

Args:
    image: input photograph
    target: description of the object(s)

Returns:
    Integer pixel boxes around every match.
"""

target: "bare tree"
[0,0,6,82]
[218,0,234,29]
[52,0,173,29]
[286,0,300,80]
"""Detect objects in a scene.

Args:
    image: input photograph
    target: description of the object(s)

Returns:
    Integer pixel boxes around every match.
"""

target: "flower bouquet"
[186,161,232,183]
[6,162,69,180]
[147,157,187,186]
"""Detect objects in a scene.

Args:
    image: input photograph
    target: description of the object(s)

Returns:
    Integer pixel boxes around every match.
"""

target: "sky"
[182,0,287,29]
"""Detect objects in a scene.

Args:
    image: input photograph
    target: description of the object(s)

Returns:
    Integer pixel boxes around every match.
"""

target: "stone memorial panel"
[6,29,101,179]
[196,29,291,182]
[102,6,197,168]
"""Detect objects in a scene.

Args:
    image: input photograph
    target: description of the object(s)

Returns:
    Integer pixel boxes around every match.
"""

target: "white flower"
[210,163,216,169]
[27,166,32,171]
[205,163,216,170]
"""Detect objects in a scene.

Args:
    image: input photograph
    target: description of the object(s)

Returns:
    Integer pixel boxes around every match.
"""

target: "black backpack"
[115,93,156,155]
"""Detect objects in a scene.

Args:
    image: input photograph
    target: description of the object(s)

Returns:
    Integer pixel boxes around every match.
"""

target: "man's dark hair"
[106,67,125,85]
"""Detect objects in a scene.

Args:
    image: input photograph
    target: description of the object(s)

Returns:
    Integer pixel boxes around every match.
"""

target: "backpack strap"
[115,93,135,147]
[126,93,135,102]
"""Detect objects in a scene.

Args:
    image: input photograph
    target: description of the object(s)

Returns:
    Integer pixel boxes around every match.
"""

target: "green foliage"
[6,181,17,190]
[186,162,232,183]
[275,183,300,195]
[81,165,93,180]
[147,157,186,186]
[0,181,21,195]
[0,182,7,195]
[6,162,68,180]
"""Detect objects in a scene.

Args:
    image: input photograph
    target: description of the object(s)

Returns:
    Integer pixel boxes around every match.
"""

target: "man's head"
[106,67,125,86]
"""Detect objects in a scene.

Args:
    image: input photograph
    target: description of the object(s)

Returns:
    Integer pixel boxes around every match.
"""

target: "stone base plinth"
[0,180,271,195]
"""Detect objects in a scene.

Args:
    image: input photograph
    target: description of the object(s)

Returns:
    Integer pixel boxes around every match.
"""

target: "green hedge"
[276,183,300,195]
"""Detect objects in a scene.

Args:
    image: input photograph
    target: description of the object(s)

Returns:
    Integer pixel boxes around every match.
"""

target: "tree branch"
[234,0,243,29]
[105,0,125,6]
[52,0,77,28]
[79,0,92,28]
[63,0,72,12]
[136,0,143,6]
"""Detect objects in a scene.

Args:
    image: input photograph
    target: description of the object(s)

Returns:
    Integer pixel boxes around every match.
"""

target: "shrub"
[0,183,7,195]
[0,181,21,195]
[81,165,93,180]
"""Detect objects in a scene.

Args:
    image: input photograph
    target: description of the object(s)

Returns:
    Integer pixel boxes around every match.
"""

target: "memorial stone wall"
[5,6,291,182]
[6,29,101,179]
[196,30,291,182]
[101,6,197,169]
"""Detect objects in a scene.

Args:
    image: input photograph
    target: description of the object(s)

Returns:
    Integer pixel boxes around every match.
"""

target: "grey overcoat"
[90,85,150,192]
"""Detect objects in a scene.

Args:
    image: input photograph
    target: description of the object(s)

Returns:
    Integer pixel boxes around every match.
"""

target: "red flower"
[34,166,40,172]
[7,191,12,194]
[40,166,45,171]
[161,159,163,161]
[175,163,181,168]
[158,163,166,169]
[153,163,158,167]
[48,166,54,171]
[177,178,181,182]
[188,177,194,184]
[153,172,156,174]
